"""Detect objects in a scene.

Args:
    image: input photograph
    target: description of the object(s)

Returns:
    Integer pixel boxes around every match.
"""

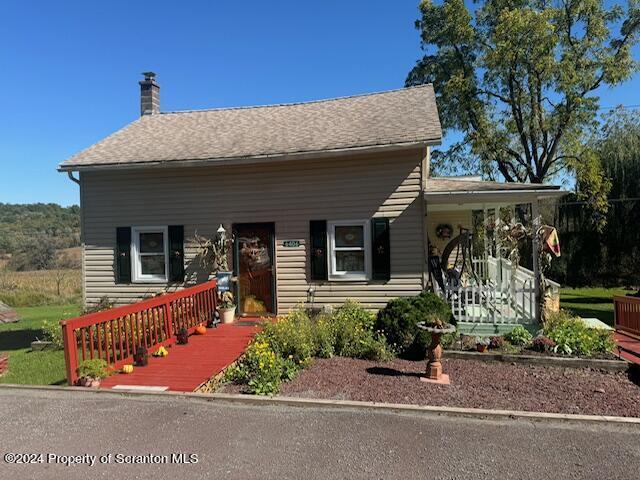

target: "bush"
[505,325,533,346]
[41,320,64,349]
[531,334,556,353]
[331,301,393,361]
[543,310,615,357]
[260,308,315,368]
[77,359,110,379]
[375,290,452,358]
[488,336,505,350]
[226,301,395,395]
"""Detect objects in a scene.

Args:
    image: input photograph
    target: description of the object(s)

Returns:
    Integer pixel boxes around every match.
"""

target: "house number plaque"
[282,240,300,248]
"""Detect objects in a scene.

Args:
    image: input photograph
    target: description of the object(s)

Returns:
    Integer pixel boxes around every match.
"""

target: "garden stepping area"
[270,357,640,417]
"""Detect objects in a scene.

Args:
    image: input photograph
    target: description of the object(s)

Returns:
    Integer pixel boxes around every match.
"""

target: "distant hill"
[0,203,81,256]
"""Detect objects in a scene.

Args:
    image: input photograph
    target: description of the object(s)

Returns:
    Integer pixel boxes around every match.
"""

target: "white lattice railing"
[439,256,559,324]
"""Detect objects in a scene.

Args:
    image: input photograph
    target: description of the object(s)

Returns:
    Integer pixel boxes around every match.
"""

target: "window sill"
[328,275,370,282]
[131,278,168,284]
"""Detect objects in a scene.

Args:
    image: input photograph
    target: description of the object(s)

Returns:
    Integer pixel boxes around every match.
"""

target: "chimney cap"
[142,71,157,81]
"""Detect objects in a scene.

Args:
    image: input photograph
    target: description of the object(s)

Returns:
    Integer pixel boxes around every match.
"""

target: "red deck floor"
[100,320,261,392]
[615,331,640,365]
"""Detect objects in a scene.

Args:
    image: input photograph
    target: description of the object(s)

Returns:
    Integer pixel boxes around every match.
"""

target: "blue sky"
[1,0,638,206]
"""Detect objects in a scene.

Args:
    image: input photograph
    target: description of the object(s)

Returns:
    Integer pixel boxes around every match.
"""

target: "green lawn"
[560,287,634,326]
[0,304,80,385]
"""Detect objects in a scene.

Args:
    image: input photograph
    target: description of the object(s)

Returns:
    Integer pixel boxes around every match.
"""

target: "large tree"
[407,0,640,200]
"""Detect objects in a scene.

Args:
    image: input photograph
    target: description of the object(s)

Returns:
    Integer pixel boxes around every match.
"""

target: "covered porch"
[424,177,565,335]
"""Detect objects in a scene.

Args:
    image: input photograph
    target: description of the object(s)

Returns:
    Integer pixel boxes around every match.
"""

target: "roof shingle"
[59,84,441,170]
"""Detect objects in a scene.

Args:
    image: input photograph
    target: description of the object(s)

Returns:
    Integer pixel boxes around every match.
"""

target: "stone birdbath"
[417,321,456,385]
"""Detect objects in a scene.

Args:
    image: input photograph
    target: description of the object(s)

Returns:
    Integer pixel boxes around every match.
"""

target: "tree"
[406,0,640,211]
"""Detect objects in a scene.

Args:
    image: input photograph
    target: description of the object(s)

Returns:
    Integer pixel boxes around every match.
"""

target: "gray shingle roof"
[425,177,561,193]
[59,84,441,170]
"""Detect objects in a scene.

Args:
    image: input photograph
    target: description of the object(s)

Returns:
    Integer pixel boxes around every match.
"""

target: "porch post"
[494,206,502,288]
[531,199,541,323]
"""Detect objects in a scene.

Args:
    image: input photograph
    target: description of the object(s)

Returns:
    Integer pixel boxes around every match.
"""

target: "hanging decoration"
[435,223,453,240]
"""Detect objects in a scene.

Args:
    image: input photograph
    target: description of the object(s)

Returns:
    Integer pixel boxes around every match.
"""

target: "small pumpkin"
[153,346,169,357]
[122,364,134,374]
[195,324,207,335]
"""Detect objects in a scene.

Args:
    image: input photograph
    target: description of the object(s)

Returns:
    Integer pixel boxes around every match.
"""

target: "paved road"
[0,387,639,480]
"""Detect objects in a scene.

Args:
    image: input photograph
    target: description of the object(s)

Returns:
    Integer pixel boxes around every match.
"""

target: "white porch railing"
[440,256,559,324]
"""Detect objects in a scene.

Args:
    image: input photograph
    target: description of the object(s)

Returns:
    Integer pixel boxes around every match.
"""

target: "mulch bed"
[246,357,640,417]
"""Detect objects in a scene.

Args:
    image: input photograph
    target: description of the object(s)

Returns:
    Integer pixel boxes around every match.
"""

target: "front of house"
[59,73,564,332]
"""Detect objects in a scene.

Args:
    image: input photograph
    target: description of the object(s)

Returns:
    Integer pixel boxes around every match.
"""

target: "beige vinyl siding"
[81,149,426,312]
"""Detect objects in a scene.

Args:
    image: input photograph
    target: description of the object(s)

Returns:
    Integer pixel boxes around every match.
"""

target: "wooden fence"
[614,295,640,339]
[61,280,218,385]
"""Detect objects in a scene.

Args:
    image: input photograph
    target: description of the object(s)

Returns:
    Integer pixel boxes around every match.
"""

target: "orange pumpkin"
[195,324,207,335]
[122,364,134,374]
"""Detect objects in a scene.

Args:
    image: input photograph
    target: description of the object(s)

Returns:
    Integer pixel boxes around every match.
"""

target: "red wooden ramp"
[100,322,260,392]
[615,331,640,365]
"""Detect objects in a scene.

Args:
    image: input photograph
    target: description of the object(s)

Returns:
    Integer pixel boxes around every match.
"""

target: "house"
[59,73,564,334]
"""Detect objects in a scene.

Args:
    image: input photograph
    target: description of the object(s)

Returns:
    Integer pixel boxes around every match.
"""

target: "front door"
[233,223,276,316]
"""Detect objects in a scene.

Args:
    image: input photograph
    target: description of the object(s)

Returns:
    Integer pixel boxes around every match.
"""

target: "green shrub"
[313,314,336,358]
[331,301,390,360]
[260,308,315,368]
[543,310,615,356]
[41,320,64,349]
[505,325,533,346]
[374,290,452,358]
[77,359,110,379]
[227,339,284,395]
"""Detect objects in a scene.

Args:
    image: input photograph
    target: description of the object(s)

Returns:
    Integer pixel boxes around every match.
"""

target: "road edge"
[1,383,639,425]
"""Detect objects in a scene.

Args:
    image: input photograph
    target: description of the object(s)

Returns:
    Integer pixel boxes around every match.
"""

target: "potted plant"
[76,358,110,388]
[476,336,490,352]
[219,291,236,324]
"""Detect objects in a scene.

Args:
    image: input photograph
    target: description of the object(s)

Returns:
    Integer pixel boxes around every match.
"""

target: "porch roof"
[425,177,566,206]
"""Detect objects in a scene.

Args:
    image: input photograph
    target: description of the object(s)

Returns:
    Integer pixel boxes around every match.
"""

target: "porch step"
[456,322,536,337]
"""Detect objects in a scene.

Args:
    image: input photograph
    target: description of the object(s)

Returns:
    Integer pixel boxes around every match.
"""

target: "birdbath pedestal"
[416,322,456,385]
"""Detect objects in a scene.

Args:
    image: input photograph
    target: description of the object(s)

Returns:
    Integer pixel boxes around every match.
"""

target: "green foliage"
[0,203,80,257]
[504,325,533,346]
[7,237,57,271]
[406,0,640,221]
[543,310,615,357]
[226,302,395,395]
[77,359,110,379]
[375,290,452,358]
[41,320,64,349]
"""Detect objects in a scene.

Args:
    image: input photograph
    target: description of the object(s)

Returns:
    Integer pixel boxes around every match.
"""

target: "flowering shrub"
[505,325,533,346]
[543,310,615,356]
[531,334,556,353]
[488,336,505,350]
[225,301,394,394]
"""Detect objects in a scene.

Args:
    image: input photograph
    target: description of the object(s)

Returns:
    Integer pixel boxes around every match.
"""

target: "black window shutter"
[371,218,390,281]
[309,220,327,281]
[168,225,185,282]
[115,227,131,284]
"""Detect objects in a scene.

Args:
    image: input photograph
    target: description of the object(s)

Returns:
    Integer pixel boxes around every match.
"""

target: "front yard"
[0,304,79,385]
[560,287,634,326]
[268,357,640,417]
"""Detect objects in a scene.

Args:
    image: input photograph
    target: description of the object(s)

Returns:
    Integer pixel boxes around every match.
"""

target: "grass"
[560,287,634,326]
[0,268,81,306]
[0,304,80,385]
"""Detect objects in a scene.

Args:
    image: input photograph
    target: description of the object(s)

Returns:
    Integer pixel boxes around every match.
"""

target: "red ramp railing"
[61,280,218,385]
[614,295,640,339]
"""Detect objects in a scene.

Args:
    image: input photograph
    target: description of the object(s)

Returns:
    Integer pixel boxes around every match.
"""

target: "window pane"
[139,232,164,253]
[336,251,365,272]
[140,255,165,275]
[335,225,364,247]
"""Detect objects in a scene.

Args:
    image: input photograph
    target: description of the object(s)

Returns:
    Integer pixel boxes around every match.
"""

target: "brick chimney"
[139,72,160,115]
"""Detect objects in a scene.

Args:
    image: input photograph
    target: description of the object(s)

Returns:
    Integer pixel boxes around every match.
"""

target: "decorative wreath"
[435,223,453,240]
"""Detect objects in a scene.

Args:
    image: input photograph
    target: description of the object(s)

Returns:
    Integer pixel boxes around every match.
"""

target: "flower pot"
[476,344,488,353]
[220,306,236,324]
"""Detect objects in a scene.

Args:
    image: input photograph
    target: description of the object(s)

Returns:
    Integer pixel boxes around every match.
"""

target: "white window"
[328,220,371,281]
[131,226,169,283]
